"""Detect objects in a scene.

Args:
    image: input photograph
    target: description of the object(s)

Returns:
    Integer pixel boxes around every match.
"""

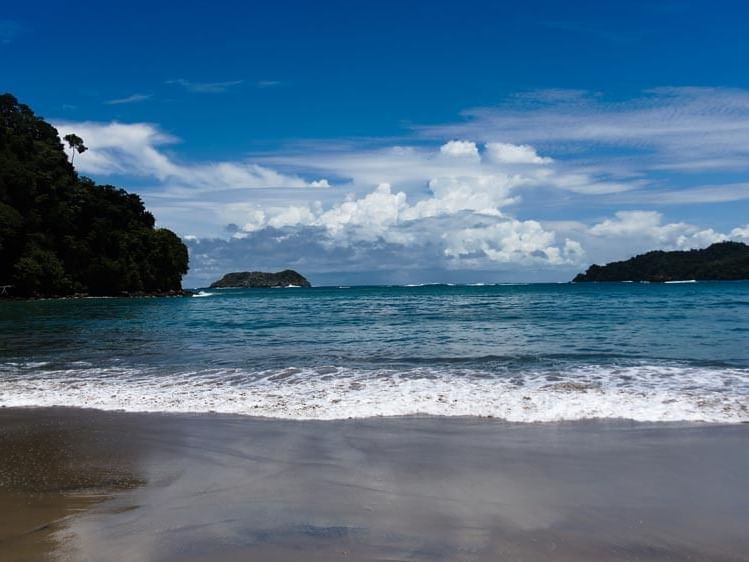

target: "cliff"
[573,241,749,282]
[210,270,311,288]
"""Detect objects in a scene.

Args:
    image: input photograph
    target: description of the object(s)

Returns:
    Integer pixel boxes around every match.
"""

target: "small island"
[210,270,311,288]
[573,241,749,282]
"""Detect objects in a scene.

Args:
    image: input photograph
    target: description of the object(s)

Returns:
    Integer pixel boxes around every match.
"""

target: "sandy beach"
[0,408,747,561]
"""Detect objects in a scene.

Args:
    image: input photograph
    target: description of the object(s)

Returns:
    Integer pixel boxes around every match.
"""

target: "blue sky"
[4,0,749,285]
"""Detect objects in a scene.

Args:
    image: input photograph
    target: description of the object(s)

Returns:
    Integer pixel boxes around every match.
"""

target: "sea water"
[1,283,748,422]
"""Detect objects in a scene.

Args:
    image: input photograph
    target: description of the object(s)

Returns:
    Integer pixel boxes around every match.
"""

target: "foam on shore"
[1,363,747,423]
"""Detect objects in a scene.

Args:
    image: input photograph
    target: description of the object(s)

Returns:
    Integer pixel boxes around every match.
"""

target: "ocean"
[1,282,748,423]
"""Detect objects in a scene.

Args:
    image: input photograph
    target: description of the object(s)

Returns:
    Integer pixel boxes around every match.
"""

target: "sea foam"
[1,363,747,423]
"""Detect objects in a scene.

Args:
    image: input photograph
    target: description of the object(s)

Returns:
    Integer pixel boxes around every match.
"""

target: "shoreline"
[2,407,748,561]
[0,289,194,301]
[3,403,749,425]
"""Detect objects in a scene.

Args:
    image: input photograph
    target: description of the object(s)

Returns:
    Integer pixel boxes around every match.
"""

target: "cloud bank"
[54,87,749,285]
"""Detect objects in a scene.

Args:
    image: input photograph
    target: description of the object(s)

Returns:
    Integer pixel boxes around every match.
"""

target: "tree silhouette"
[63,133,88,165]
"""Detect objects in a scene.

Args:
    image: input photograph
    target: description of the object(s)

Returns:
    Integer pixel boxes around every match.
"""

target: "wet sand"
[1,408,748,561]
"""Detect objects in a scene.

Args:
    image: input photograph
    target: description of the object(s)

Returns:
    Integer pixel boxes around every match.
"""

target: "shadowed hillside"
[0,94,188,297]
[573,242,749,282]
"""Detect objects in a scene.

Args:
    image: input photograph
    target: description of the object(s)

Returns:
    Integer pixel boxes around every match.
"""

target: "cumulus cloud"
[588,210,725,249]
[730,225,749,242]
[440,140,480,159]
[225,178,530,251]
[51,88,749,285]
[523,210,737,272]
[184,216,580,287]
[182,208,749,286]
[443,220,580,266]
[318,183,407,242]
[414,175,521,217]
[485,142,552,164]
[222,157,541,249]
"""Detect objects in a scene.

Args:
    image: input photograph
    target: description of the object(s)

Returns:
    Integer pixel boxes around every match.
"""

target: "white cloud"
[485,142,552,164]
[730,225,749,241]
[440,140,480,159]
[411,175,522,218]
[55,118,629,248]
[424,87,749,173]
[182,209,749,286]
[53,121,329,191]
[265,138,630,198]
[104,94,151,105]
[221,179,579,268]
[54,121,179,179]
[51,88,749,284]
[590,210,665,237]
[318,183,407,241]
[443,220,579,265]
[589,210,726,250]
[614,182,749,204]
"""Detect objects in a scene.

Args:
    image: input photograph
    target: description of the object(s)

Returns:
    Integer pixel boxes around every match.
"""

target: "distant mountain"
[0,94,189,297]
[210,270,312,288]
[573,242,749,282]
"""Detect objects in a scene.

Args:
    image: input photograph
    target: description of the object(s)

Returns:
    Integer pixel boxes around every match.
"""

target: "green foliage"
[0,93,189,297]
[12,241,70,294]
[573,242,749,282]
[0,202,22,253]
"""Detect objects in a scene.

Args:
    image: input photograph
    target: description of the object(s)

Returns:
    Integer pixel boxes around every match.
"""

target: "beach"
[1,407,748,561]
[6,2,749,559]
[2,284,748,560]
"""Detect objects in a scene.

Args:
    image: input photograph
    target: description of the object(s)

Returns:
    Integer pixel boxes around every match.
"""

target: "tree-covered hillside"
[0,94,188,297]
[573,241,749,282]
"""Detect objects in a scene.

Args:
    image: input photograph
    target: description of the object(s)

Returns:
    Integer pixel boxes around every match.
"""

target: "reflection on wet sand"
[0,409,143,562]
[1,408,748,561]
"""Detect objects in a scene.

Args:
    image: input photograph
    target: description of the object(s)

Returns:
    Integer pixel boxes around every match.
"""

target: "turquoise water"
[1,283,748,422]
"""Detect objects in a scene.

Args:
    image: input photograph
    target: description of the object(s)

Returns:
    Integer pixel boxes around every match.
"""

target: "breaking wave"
[1,362,747,423]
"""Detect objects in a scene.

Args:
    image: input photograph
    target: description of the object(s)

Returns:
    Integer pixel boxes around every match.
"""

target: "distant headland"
[573,241,749,282]
[210,270,312,288]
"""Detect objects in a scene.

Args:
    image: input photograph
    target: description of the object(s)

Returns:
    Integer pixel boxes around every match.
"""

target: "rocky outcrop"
[209,270,311,288]
[573,241,749,282]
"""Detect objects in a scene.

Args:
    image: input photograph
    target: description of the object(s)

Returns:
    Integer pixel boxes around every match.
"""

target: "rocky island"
[210,270,311,288]
[573,241,749,282]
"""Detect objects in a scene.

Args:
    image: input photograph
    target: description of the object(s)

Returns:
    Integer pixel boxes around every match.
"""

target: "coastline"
[0,289,194,301]
[2,407,748,561]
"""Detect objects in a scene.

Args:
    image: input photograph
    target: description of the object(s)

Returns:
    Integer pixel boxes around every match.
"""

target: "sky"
[3,0,749,286]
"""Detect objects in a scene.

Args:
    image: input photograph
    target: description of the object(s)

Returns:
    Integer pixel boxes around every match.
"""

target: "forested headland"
[0,94,188,297]
[573,242,749,282]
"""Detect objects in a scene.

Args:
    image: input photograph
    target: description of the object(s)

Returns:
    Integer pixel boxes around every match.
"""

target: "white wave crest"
[0,364,747,423]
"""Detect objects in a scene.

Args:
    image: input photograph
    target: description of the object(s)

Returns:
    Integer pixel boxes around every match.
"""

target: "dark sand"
[1,408,748,561]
